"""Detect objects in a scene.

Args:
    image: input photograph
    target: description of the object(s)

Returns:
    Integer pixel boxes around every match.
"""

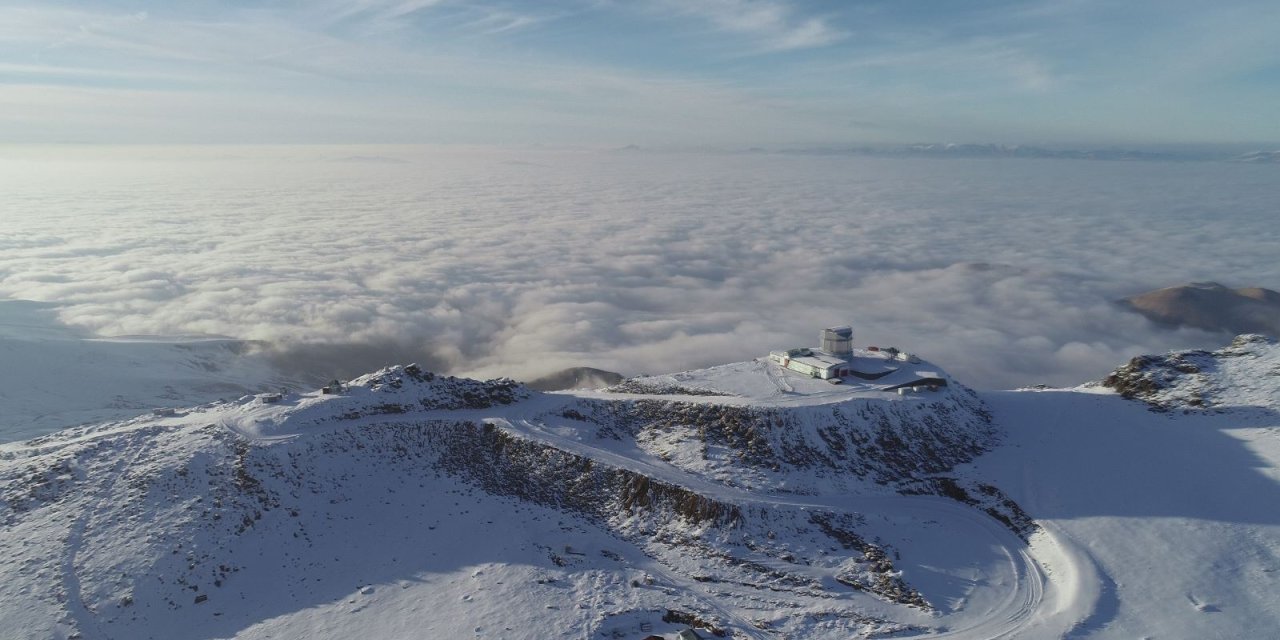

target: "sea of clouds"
[2,145,1277,389]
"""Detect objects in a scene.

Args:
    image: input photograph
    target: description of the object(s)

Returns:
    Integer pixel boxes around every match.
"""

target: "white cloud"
[0,2,846,146]
[656,0,847,51]
[3,1,1277,145]
[0,146,1275,389]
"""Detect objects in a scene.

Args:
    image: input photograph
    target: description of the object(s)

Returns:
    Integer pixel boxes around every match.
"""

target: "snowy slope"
[1,339,1278,639]
[0,301,302,442]
[959,335,1280,638]
[0,358,1046,639]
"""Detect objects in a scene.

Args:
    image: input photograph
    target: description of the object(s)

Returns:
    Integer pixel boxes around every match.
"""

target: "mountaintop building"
[768,326,857,380]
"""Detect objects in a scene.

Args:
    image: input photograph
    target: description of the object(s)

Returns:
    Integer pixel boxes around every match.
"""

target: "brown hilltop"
[525,366,624,391]
[1121,282,1280,336]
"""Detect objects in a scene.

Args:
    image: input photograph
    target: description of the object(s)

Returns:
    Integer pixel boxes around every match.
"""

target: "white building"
[768,326,862,380]
[768,349,847,379]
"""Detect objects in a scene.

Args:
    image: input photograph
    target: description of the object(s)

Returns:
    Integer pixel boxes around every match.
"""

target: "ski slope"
[965,387,1280,638]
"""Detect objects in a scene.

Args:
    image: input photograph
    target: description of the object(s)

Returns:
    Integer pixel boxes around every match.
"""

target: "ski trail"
[61,428,158,640]
[988,435,1106,639]
[493,416,1069,640]
[61,509,100,638]
[634,553,772,640]
[761,360,793,394]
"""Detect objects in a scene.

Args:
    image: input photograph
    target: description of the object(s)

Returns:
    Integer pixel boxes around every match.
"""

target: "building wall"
[786,360,836,379]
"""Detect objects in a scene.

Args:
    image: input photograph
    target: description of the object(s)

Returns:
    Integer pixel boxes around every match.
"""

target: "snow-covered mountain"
[1,340,1278,639]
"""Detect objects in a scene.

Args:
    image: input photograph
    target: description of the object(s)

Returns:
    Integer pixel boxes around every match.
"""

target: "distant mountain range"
[605,143,1280,163]
[771,143,1280,163]
[1229,150,1280,164]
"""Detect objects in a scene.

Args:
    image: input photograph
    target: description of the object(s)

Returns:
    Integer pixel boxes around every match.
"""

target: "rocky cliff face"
[560,389,996,490]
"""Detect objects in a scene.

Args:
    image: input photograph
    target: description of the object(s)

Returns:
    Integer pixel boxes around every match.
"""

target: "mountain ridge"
[2,339,1279,638]
[0,355,1025,639]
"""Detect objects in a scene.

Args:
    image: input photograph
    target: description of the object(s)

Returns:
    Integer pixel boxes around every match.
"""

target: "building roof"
[788,351,849,371]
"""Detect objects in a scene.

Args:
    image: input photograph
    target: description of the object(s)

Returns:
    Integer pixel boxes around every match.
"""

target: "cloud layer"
[1,146,1277,388]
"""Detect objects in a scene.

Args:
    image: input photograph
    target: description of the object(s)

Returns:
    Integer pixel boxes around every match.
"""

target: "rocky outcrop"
[1102,334,1280,410]
[563,388,996,489]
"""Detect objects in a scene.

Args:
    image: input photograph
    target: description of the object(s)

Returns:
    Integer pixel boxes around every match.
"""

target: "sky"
[2,0,1279,146]
[2,145,1277,389]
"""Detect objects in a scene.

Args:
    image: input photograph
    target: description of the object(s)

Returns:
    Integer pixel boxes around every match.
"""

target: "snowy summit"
[1,333,1279,639]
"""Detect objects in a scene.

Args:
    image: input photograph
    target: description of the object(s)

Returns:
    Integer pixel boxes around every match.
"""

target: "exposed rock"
[897,477,1037,540]
[603,380,732,396]
[568,389,996,488]
[1101,334,1280,410]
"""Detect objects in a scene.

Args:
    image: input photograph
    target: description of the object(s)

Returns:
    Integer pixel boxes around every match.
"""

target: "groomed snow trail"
[761,360,794,393]
[490,414,1094,639]
[61,428,160,640]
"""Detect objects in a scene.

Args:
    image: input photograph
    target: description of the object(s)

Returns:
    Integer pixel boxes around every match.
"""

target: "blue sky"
[2,0,1277,146]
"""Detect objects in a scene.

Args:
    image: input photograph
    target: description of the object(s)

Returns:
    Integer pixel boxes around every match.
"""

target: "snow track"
[761,360,793,394]
[198,381,1096,639]
[208,390,1087,639]
[490,415,1087,639]
[635,557,771,640]
[61,427,160,640]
